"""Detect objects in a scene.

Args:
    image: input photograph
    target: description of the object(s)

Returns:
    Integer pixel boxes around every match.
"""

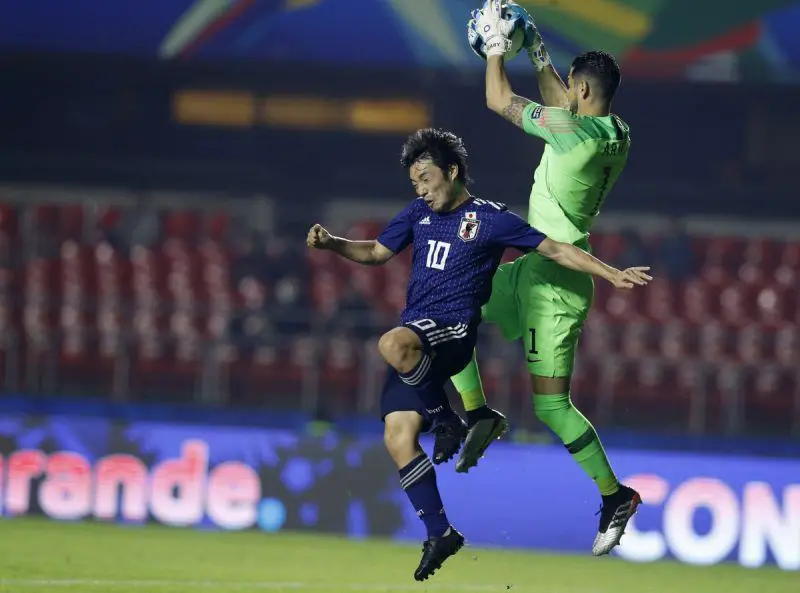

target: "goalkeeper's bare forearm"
[485,55,531,124]
[486,55,565,114]
[534,61,569,109]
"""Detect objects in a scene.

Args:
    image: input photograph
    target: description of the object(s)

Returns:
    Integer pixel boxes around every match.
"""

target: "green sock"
[533,393,620,496]
[451,350,487,412]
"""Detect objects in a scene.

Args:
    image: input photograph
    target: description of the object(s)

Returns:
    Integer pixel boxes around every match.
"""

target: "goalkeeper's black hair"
[571,50,621,100]
[400,128,472,185]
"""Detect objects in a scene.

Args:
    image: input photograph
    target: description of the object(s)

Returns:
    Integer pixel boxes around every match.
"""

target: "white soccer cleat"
[592,485,641,556]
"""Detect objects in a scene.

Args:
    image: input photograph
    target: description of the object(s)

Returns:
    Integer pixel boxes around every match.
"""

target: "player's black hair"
[400,128,472,185]
[571,50,621,100]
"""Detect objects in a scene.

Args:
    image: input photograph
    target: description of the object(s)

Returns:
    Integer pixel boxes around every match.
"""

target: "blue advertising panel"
[0,414,797,570]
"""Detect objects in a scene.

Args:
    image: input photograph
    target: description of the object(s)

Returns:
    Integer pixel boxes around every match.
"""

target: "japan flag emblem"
[458,212,480,242]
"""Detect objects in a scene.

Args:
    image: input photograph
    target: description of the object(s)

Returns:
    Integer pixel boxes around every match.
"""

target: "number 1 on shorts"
[527,328,540,363]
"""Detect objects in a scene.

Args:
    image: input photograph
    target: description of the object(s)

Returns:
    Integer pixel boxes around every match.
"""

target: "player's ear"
[448,164,458,182]
[580,79,591,100]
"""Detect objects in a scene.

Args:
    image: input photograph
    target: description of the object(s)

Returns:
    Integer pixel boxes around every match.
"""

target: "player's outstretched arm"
[536,238,652,289]
[306,224,394,266]
[486,54,534,130]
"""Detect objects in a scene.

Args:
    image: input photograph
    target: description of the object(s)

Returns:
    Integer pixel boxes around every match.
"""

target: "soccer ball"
[468,3,531,61]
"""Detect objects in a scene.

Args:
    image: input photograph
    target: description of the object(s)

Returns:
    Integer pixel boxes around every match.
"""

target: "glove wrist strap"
[485,35,511,57]
[528,45,551,71]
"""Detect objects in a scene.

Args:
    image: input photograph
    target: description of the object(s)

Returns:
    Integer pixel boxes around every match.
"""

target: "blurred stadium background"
[0,1,798,592]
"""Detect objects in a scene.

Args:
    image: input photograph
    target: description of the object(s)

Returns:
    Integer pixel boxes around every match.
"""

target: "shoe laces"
[421,539,435,555]
[597,500,631,530]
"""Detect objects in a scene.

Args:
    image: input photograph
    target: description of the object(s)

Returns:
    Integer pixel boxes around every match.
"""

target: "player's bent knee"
[531,374,570,397]
[378,327,422,372]
[383,411,423,467]
[532,391,572,427]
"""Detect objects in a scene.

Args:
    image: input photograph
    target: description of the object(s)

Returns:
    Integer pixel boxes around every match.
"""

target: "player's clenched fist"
[306,224,333,249]
[610,266,652,290]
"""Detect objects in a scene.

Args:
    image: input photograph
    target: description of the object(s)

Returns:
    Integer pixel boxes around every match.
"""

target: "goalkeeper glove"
[472,0,514,58]
[522,16,552,71]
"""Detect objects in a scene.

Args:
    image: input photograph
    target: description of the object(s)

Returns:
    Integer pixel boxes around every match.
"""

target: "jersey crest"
[458,211,480,242]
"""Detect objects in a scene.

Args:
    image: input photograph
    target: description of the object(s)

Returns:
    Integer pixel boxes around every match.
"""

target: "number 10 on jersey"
[426,240,451,270]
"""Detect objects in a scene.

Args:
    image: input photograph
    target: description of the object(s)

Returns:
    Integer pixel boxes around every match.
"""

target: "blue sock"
[399,454,450,537]
[398,354,453,418]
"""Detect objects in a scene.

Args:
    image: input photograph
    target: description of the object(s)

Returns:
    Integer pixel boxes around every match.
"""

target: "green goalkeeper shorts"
[482,250,593,378]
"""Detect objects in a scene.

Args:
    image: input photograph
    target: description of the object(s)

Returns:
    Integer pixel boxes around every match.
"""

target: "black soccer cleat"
[432,415,468,464]
[414,527,465,581]
[592,484,641,556]
[456,407,509,473]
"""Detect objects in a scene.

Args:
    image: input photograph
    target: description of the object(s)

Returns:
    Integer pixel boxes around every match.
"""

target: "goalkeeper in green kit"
[457,0,643,556]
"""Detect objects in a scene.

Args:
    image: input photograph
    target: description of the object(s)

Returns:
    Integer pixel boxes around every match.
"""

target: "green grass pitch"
[0,518,795,593]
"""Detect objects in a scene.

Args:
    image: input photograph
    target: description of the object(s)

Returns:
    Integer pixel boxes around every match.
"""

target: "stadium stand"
[0,187,797,436]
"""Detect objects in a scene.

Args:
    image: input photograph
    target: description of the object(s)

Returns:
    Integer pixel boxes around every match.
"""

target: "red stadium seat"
[95,206,122,233]
[310,269,342,315]
[227,345,282,407]
[697,322,733,362]
[719,282,756,325]
[658,321,698,360]
[348,220,385,241]
[643,278,679,322]
[509,363,533,418]
[0,204,18,237]
[699,237,743,285]
[733,324,766,364]
[55,330,118,397]
[603,288,642,322]
[619,322,654,359]
[162,210,201,240]
[59,204,85,240]
[682,279,715,323]
[774,326,800,367]
[204,212,230,241]
[774,242,800,287]
[571,357,601,414]
[742,365,799,435]
[321,335,361,413]
[479,356,510,402]
[755,285,794,326]
[590,233,626,263]
[600,357,638,416]
[582,315,619,358]
[129,345,201,403]
[737,238,779,285]
[677,362,708,433]
[705,364,745,434]
[350,264,383,301]
[613,360,695,431]
[33,205,59,235]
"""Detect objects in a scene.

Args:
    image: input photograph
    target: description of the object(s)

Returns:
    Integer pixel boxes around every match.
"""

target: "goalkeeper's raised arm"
[471,1,568,110]
[471,1,534,130]
[485,53,532,131]
[523,15,569,109]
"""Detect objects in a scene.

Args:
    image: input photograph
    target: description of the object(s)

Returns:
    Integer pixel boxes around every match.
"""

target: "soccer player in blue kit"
[307,128,650,581]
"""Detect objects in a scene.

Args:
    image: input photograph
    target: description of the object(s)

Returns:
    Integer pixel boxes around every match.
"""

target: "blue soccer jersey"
[377,197,546,325]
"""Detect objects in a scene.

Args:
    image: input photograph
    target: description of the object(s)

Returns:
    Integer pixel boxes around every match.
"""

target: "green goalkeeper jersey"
[521,102,631,246]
